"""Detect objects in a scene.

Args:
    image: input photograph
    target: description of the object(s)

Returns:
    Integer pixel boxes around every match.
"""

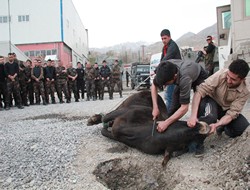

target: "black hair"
[228,59,249,79]
[153,61,177,86]
[160,29,171,37]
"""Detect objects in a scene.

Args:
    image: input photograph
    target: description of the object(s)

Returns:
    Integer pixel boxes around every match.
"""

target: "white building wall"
[0,0,61,44]
[62,0,89,60]
[0,0,88,61]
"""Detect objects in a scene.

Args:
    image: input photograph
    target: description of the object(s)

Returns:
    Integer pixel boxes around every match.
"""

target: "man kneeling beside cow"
[88,59,249,166]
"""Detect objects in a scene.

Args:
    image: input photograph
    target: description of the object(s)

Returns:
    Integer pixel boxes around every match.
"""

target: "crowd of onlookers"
[0,53,123,111]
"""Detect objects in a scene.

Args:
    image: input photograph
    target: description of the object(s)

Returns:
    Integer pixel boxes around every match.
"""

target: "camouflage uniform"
[4,61,23,109]
[19,63,28,106]
[85,66,96,101]
[94,67,101,100]
[99,65,112,100]
[31,66,46,105]
[44,66,56,104]
[204,43,216,76]
[25,66,34,105]
[56,66,70,103]
[111,64,122,98]
[67,67,79,102]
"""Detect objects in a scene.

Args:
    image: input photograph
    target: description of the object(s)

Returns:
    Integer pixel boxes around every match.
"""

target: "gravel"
[0,90,249,190]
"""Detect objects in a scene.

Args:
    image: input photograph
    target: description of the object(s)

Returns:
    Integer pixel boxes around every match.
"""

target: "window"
[41,50,46,56]
[0,16,10,23]
[46,50,51,55]
[35,51,40,56]
[18,15,29,22]
[52,49,57,55]
[24,52,29,57]
[246,0,250,16]
[30,51,34,56]
[222,11,231,29]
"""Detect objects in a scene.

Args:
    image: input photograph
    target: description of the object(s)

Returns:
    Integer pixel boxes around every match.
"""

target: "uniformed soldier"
[85,62,96,101]
[44,59,56,104]
[55,60,70,103]
[94,63,101,100]
[0,56,6,110]
[31,59,47,105]
[76,62,85,99]
[99,60,112,100]
[25,59,34,105]
[4,53,24,110]
[111,60,122,98]
[18,62,29,106]
[67,62,79,102]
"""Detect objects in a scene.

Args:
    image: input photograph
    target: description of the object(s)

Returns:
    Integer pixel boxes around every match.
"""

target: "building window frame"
[18,15,30,22]
[245,0,250,17]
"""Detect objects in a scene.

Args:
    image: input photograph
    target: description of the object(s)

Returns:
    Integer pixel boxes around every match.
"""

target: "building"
[0,0,89,66]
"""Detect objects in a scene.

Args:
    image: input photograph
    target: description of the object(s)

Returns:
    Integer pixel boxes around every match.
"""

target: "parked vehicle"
[130,62,150,90]
[149,53,161,85]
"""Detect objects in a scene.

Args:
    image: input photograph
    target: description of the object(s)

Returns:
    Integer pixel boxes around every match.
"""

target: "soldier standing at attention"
[44,59,56,104]
[25,59,34,105]
[0,56,6,110]
[4,53,23,110]
[76,62,85,100]
[31,59,47,105]
[202,35,216,76]
[67,62,79,102]
[18,62,29,106]
[55,60,70,103]
[99,60,112,100]
[111,60,122,98]
[94,63,101,100]
[85,62,96,101]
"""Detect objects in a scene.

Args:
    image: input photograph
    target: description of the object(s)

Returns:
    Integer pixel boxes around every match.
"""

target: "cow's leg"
[162,149,171,167]
[87,114,103,126]
[102,108,129,123]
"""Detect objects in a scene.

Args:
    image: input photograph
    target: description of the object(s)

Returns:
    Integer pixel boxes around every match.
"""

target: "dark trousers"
[198,96,249,138]
[0,81,6,107]
[76,80,85,99]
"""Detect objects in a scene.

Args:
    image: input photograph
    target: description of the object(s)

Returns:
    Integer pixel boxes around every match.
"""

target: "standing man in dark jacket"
[31,59,47,105]
[67,62,79,102]
[94,63,101,100]
[25,59,34,105]
[159,29,182,113]
[0,56,6,110]
[99,60,112,100]
[76,62,85,100]
[4,53,23,110]
[203,35,216,76]
[44,59,56,104]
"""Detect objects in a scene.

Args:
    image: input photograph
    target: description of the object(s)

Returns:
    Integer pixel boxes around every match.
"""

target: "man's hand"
[187,116,198,128]
[152,107,160,120]
[156,121,169,133]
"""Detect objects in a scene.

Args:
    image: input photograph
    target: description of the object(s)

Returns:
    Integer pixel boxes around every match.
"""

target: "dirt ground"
[71,98,250,190]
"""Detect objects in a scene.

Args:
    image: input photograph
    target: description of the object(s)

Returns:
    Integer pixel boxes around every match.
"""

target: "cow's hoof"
[198,121,211,135]
[87,114,103,126]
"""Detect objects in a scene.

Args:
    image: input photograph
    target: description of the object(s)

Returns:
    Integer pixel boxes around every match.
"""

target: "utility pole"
[141,45,145,63]
[8,0,12,53]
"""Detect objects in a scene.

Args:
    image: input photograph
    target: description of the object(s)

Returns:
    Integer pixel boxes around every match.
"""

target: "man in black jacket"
[4,53,24,110]
[0,56,6,110]
[44,59,56,104]
[99,60,112,100]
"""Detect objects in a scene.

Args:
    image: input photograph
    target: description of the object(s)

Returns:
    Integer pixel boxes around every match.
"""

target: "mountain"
[90,23,218,62]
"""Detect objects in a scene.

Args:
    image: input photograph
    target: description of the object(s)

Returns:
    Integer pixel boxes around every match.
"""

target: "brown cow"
[88,91,211,166]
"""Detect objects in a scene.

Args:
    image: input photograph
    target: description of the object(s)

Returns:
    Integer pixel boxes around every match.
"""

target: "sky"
[72,0,230,48]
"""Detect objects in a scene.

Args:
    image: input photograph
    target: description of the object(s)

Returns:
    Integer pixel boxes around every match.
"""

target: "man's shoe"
[43,102,47,105]
[216,126,225,136]
[194,145,205,158]
[75,99,79,102]
[17,105,24,109]
[5,106,10,110]
[66,99,71,103]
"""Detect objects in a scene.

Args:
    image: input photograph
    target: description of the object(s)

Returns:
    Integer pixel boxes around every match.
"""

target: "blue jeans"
[164,84,175,113]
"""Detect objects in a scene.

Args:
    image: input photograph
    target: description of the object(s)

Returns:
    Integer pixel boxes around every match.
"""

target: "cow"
[88,91,212,166]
